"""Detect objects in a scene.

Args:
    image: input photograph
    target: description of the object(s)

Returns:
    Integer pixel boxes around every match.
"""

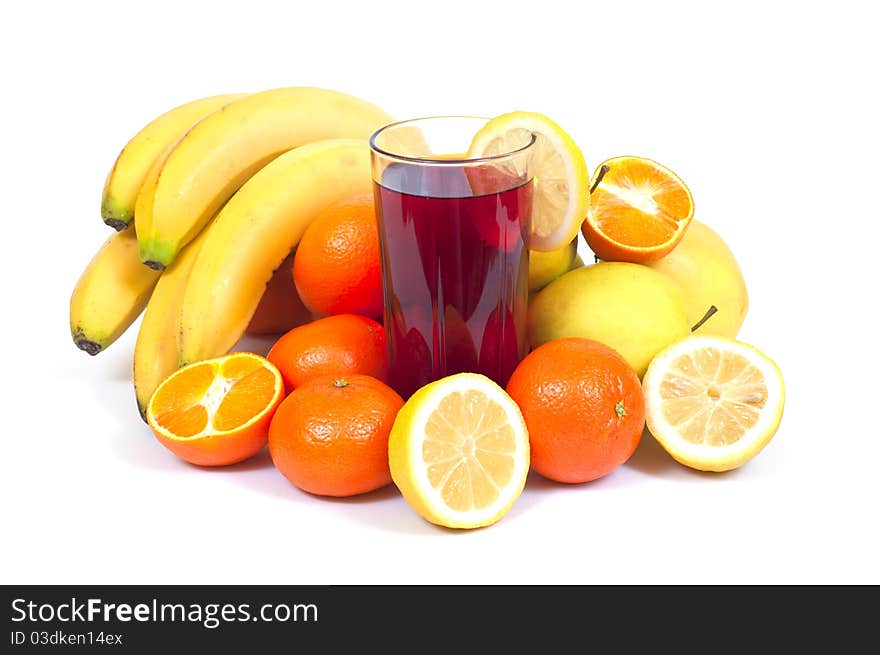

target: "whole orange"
[506,337,645,483]
[246,251,313,335]
[266,314,388,391]
[293,193,383,319]
[268,374,404,496]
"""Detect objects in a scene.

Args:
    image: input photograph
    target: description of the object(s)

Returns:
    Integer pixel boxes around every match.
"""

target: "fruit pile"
[71,86,785,530]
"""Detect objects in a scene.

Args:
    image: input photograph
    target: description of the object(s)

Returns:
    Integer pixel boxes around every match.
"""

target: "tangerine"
[269,374,404,496]
[293,193,383,319]
[506,337,645,483]
[146,352,284,466]
[266,314,388,391]
[582,156,694,263]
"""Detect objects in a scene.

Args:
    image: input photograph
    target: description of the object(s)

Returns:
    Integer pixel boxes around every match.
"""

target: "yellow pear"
[528,262,689,377]
[646,221,748,338]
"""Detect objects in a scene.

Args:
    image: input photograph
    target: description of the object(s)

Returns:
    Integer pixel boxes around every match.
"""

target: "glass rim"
[369,115,537,165]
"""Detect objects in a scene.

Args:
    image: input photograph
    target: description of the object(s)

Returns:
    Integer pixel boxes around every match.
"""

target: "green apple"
[528,262,689,377]
[646,221,748,338]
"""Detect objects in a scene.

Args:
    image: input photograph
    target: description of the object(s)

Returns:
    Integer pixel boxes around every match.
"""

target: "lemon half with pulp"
[389,373,530,529]
[643,335,785,472]
[468,111,589,252]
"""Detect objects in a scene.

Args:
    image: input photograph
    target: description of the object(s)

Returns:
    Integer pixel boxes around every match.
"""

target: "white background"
[2,0,878,584]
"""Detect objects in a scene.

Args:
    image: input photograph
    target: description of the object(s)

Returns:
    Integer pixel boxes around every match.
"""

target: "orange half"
[583,156,694,263]
[146,352,284,466]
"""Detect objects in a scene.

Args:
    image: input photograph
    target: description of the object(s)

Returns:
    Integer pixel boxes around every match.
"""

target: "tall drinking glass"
[370,117,536,398]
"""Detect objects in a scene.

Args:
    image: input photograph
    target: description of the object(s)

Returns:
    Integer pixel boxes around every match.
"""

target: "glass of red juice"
[369,116,536,398]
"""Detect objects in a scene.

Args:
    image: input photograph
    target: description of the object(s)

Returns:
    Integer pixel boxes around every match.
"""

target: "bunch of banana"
[178,138,372,364]
[70,86,393,418]
[132,228,210,418]
[72,93,246,358]
[101,94,247,231]
[70,229,162,356]
[135,86,393,269]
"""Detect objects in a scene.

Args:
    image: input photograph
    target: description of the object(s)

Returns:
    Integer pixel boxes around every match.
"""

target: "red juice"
[374,164,532,398]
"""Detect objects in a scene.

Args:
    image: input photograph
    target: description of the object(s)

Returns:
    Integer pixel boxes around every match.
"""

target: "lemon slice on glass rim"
[388,373,530,529]
[643,335,785,472]
[468,111,590,251]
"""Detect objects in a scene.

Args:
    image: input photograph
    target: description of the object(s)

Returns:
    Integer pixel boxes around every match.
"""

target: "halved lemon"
[643,336,785,472]
[584,155,694,263]
[388,373,530,529]
[468,112,590,252]
[146,352,284,466]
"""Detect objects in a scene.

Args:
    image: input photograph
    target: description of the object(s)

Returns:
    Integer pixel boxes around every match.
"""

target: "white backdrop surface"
[1,0,877,584]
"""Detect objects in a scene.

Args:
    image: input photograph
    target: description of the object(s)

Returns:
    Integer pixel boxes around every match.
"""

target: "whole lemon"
[528,238,579,292]
[645,220,748,338]
[528,262,689,377]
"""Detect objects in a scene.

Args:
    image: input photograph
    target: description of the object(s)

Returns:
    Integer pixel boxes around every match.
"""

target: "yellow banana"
[70,229,162,355]
[131,144,169,259]
[137,87,392,269]
[179,139,371,365]
[101,93,245,230]
[132,228,210,419]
